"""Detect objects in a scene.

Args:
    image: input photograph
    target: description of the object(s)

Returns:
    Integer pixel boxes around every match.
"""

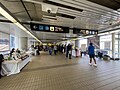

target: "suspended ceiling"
[0,0,120,43]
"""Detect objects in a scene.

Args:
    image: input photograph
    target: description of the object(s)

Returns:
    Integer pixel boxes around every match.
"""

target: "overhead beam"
[20,0,32,21]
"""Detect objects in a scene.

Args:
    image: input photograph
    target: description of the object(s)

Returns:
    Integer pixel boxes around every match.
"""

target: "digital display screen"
[30,23,69,33]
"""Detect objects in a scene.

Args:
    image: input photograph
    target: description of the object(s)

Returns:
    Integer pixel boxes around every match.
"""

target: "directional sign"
[30,23,69,33]
[73,28,98,35]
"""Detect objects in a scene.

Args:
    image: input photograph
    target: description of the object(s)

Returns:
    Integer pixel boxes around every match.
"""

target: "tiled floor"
[1,52,120,90]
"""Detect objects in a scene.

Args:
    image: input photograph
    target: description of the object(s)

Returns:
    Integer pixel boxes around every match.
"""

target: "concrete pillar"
[112,33,115,58]
[75,40,80,48]
[20,37,28,50]
[118,33,120,58]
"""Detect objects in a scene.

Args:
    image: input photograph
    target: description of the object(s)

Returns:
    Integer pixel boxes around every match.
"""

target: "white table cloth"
[1,56,31,76]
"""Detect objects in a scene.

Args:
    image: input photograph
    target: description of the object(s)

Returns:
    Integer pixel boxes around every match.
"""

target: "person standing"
[64,44,66,53]
[66,44,70,57]
[68,47,72,59]
[0,54,4,79]
[61,44,64,53]
[75,47,78,57]
[88,43,97,67]
[37,45,40,55]
[49,46,52,55]
[54,45,57,55]
[66,44,72,59]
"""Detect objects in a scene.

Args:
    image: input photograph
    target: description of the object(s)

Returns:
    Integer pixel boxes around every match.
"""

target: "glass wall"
[114,33,120,58]
[100,34,112,57]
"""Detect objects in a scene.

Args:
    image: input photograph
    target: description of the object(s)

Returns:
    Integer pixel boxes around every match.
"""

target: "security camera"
[46,8,52,13]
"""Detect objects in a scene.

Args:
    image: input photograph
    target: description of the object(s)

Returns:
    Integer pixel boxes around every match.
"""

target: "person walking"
[54,45,57,55]
[37,45,40,55]
[88,43,97,67]
[49,47,52,55]
[66,44,72,59]
[66,44,70,58]
[68,48,72,59]
[63,44,66,53]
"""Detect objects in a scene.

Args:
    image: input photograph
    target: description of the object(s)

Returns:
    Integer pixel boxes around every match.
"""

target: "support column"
[112,33,115,58]
[118,33,120,58]
[20,37,28,50]
[75,39,80,48]
[33,41,35,47]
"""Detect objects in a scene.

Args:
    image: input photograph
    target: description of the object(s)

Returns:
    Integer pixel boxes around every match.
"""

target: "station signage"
[30,23,69,33]
[73,28,98,35]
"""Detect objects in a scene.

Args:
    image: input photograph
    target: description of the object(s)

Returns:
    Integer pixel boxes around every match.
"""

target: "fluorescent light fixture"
[83,35,94,38]
[0,3,41,43]
[14,22,26,31]
[70,37,82,41]
[71,38,77,41]
[14,22,41,42]
[98,32,109,36]
[109,30,120,34]
[0,7,17,23]
[62,38,68,40]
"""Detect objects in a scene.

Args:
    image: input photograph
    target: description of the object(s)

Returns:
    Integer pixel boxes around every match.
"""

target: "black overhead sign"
[30,23,69,33]
[73,28,98,35]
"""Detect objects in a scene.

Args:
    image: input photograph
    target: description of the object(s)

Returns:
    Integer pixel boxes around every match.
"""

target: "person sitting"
[10,48,15,57]
[16,48,20,54]
[98,52,103,59]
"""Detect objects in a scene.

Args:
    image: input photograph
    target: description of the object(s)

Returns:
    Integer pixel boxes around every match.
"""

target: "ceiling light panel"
[0,3,41,43]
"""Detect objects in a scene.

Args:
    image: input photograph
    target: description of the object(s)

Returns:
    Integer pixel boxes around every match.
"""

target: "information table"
[1,56,31,76]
